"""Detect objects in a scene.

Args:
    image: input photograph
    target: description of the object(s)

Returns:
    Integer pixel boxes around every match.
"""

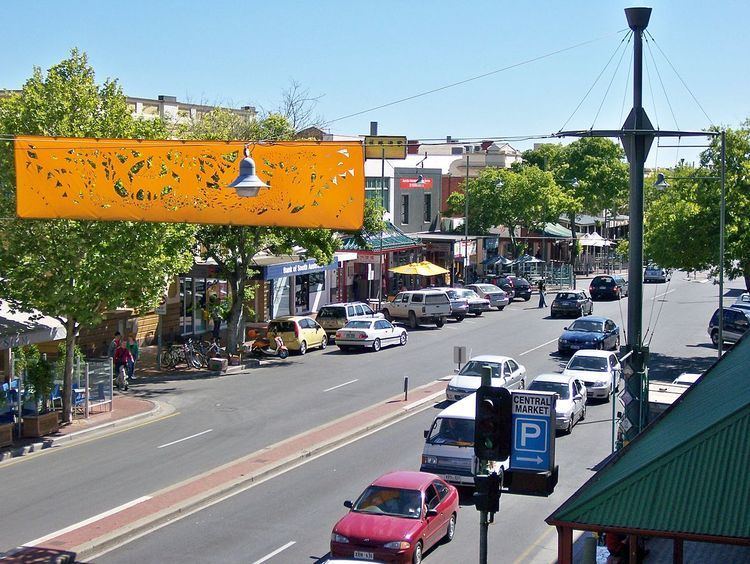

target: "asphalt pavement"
[0,273,737,560]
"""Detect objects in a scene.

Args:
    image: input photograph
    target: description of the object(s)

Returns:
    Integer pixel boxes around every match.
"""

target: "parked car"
[484,275,515,300]
[456,288,491,316]
[562,350,620,401]
[501,275,533,301]
[445,355,526,402]
[589,274,629,300]
[557,316,620,355]
[527,373,587,433]
[465,283,509,310]
[316,302,384,339]
[330,471,459,564]
[551,290,594,318]
[731,293,750,314]
[707,307,750,347]
[267,316,327,355]
[644,265,671,283]
[381,290,451,329]
[432,287,469,322]
[335,319,407,352]
[672,373,701,386]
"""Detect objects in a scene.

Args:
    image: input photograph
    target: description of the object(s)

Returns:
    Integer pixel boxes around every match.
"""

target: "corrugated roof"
[338,222,421,252]
[547,333,750,542]
[544,222,573,238]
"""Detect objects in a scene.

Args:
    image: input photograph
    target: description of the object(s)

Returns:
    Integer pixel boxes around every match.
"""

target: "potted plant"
[21,348,59,437]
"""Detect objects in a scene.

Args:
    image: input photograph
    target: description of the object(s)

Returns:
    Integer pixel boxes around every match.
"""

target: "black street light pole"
[556,7,716,445]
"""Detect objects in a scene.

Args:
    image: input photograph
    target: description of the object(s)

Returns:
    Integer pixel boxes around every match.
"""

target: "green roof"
[544,222,572,238]
[339,222,421,252]
[547,334,750,542]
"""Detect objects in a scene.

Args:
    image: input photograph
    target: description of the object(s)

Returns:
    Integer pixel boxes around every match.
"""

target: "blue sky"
[2,0,747,165]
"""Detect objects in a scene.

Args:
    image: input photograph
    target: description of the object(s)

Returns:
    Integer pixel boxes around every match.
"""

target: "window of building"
[423,193,432,223]
[401,194,409,224]
[451,147,463,155]
[365,177,391,211]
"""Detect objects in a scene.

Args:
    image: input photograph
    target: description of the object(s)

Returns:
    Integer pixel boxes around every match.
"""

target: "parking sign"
[510,391,556,472]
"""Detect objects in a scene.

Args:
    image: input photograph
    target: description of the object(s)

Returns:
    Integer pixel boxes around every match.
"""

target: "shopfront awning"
[0,300,67,350]
[339,222,421,253]
[544,222,573,238]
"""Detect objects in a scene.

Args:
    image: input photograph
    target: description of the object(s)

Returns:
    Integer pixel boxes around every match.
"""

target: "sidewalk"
[8,378,447,562]
[0,394,161,462]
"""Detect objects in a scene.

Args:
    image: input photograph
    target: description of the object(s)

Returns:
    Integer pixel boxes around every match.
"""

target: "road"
[0,274,733,557]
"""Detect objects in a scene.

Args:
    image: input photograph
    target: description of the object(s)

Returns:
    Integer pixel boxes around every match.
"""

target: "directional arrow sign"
[510,390,556,472]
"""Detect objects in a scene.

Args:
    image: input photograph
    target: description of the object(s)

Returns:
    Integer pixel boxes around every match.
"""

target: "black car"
[589,275,629,300]
[503,275,532,301]
[551,290,594,318]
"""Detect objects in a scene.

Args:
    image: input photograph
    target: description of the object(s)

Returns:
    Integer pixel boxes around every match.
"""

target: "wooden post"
[673,538,683,564]
[557,526,573,564]
[628,534,639,563]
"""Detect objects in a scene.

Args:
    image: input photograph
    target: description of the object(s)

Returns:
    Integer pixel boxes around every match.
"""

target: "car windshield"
[427,417,475,446]
[474,284,499,292]
[425,294,449,304]
[443,289,458,299]
[568,320,604,333]
[269,321,295,333]
[529,381,570,399]
[460,290,480,299]
[567,356,608,372]
[353,486,422,519]
[344,320,372,329]
[556,293,579,300]
[317,307,346,319]
[459,361,501,378]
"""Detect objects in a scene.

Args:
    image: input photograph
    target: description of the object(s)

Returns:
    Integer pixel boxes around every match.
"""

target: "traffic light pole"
[478,365,492,564]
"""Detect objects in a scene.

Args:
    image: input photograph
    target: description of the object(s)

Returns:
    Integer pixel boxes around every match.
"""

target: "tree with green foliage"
[183,108,383,352]
[0,50,196,423]
[645,123,750,290]
[446,165,575,254]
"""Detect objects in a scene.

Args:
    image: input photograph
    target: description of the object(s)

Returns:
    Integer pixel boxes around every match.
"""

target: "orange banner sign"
[14,136,365,229]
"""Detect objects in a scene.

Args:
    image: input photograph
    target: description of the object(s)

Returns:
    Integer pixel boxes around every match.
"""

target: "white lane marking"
[157,429,213,449]
[650,289,675,300]
[252,541,296,564]
[24,495,152,546]
[324,379,358,392]
[519,337,558,356]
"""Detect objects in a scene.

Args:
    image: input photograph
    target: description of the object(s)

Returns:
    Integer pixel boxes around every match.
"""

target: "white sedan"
[562,350,621,401]
[335,319,408,352]
[445,355,526,401]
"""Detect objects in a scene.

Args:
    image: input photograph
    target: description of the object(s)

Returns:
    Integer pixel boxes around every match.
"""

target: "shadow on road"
[647,350,717,382]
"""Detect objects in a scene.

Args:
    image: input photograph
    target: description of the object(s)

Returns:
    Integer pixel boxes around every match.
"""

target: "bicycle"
[196,338,224,367]
[159,340,202,370]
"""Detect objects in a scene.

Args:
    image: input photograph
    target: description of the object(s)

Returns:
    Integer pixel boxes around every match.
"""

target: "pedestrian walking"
[107,331,121,358]
[537,278,547,308]
[113,340,134,390]
[126,334,139,381]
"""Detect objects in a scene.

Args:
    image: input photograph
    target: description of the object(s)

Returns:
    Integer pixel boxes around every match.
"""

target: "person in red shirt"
[113,341,134,390]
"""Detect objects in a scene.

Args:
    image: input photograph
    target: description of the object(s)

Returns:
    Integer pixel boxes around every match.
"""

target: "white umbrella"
[0,300,67,350]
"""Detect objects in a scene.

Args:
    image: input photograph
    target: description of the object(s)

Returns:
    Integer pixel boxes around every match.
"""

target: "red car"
[330,471,459,563]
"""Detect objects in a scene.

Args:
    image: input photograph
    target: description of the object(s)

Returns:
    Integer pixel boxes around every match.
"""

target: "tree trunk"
[225,275,244,354]
[62,318,77,424]
[744,261,750,292]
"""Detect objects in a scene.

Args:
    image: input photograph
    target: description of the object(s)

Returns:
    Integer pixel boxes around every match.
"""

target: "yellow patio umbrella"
[389,260,450,276]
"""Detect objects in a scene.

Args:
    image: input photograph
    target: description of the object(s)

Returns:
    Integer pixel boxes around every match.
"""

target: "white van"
[419,394,504,487]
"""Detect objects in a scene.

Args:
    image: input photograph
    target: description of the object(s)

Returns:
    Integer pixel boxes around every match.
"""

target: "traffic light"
[474,385,512,461]
[473,471,502,513]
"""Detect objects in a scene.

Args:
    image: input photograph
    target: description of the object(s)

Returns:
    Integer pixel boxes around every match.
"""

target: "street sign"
[620,417,633,433]
[364,135,408,160]
[619,389,633,406]
[155,302,167,315]
[510,390,556,472]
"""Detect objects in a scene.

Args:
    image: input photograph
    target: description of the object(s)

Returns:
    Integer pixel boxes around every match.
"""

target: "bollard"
[403,376,409,401]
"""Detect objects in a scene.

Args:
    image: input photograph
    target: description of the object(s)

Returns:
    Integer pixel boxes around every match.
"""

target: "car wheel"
[578,307,584,318]
[299,340,307,355]
[372,338,381,352]
[566,417,573,434]
[519,378,525,390]
[320,335,327,350]
[382,309,392,322]
[613,336,621,351]
[399,332,408,346]
[580,405,586,421]
[710,330,720,347]
[444,513,457,542]
[455,315,465,322]
[498,305,505,311]
[412,541,423,564]
[475,311,482,317]
[524,296,531,301]
[436,317,445,328]
[409,311,418,329]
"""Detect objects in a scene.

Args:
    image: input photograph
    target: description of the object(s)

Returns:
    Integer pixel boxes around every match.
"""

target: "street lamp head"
[654,172,669,189]
[415,174,425,185]
[228,145,269,197]
[495,179,504,189]
[570,177,580,188]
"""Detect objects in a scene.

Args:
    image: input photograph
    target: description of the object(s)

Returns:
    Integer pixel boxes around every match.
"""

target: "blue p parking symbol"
[518,420,544,451]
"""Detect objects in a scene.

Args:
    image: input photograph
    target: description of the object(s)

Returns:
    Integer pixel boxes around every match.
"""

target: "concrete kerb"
[0,400,172,464]
[75,382,447,561]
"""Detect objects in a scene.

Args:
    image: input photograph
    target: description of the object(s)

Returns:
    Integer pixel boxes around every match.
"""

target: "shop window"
[423,193,432,223]
[365,177,390,211]
[401,195,409,224]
